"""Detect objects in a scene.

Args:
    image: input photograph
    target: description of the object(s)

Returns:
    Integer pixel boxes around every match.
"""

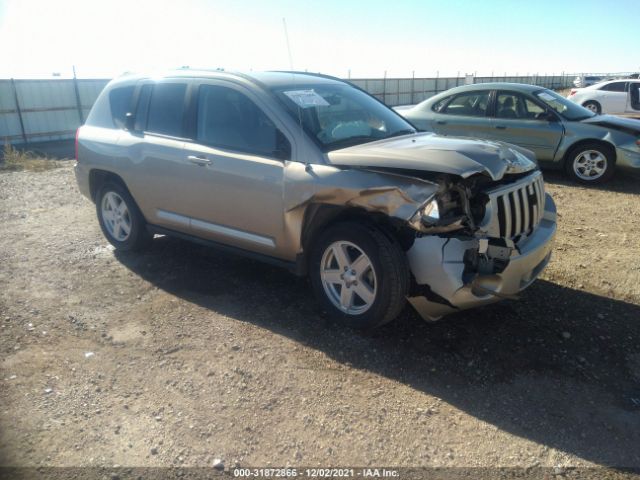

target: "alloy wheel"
[101,191,132,241]
[573,150,607,181]
[320,241,377,315]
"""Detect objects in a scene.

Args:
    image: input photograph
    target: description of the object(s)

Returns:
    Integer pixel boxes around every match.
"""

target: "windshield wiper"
[323,135,379,150]
[384,129,416,139]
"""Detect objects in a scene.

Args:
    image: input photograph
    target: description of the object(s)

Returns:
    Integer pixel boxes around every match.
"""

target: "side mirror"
[124,112,135,131]
[543,110,558,122]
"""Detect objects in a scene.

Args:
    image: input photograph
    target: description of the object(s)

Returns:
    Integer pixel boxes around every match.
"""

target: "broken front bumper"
[406,193,557,321]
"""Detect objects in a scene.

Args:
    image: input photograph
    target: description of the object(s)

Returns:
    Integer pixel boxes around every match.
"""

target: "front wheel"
[309,222,409,329]
[565,143,615,184]
[96,182,153,251]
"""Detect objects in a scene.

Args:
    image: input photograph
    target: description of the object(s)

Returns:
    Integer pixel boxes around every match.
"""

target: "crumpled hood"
[326,132,536,180]
[580,114,640,135]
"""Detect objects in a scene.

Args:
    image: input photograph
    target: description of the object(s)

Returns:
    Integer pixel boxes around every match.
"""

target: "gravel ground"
[0,164,639,474]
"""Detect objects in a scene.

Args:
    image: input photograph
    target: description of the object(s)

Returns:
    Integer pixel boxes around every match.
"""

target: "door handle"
[495,125,507,130]
[187,155,211,166]
[436,120,447,125]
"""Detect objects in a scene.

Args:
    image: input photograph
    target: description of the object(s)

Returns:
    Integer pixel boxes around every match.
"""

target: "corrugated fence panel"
[1,74,578,143]
[0,81,23,142]
[16,80,76,110]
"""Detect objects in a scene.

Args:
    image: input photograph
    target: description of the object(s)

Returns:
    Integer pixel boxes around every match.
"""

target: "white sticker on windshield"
[283,89,330,108]
[537,92,556,101]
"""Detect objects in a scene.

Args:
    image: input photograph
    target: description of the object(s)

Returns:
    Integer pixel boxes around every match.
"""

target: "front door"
[181,81,293,257]
[626,82,640,113]
[487,91,564,162]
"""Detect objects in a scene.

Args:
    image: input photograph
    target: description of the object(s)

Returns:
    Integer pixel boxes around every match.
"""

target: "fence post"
[10,78,28,146]
[456,71,460,87]
[411,71,415,105]
[435,70,439,94]
[382,70,387,105]
[72,65,84,124]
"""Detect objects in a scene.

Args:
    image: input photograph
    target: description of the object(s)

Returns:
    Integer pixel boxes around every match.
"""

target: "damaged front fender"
[284,162,439,220]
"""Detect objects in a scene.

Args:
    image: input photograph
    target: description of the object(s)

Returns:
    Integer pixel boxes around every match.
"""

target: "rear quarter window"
[109,86,135,129]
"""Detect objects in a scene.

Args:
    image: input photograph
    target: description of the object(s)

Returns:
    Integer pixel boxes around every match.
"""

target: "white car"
[568,79,640,115]
[572,75,603,88]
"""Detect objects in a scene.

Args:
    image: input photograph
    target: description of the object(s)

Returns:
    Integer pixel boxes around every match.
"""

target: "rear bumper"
[74,162,92,201]
[406,194,557,321]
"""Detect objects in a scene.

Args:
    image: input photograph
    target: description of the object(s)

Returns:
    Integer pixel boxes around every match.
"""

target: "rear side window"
[108,86,134,129]
[442,91,490,116]
[145,83,187,137]
[599,82,627,92]
[196,84,290,159]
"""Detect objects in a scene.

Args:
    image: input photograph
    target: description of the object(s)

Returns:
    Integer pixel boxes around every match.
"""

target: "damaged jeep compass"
[75,70,557,328]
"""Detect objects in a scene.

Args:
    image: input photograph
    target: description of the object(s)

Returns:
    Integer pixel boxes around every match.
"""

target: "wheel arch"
[297,203,415,276]
[89,169,130,203]
[562,138,617,167]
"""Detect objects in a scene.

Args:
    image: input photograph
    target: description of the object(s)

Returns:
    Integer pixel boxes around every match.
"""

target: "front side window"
[442,91,490,117]
[146,83,187,137]
[599,82,627,92]
[273,83,415,151]
[496,92,545,120]
[535,89,594,121]
[196,84,290,159]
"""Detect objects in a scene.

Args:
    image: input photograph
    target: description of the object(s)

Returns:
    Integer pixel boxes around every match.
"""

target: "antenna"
[282,18,311,172]
[282,18,294,71]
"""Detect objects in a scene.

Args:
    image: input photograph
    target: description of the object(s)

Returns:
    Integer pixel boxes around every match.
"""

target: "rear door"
[430,90,494,138]
[487,91,563,161]
[117,79,193,231]
[597,81,628,114]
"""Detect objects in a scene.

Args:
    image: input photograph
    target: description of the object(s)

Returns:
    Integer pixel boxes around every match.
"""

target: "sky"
[0,0,638,79]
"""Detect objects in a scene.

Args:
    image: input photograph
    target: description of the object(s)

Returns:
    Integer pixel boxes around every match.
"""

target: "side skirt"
[146,224,304,276]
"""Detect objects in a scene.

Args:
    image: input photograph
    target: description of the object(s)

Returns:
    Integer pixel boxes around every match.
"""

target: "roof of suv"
[111,69,345,89]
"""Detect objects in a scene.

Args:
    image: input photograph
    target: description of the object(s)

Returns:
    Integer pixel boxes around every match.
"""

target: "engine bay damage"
[283,161,556,322]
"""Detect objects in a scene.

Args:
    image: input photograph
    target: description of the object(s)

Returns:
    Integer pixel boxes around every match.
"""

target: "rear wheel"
[582,100,601,115]
[96,182,153,251]
[565,143,615,184]
[309,222,409,329]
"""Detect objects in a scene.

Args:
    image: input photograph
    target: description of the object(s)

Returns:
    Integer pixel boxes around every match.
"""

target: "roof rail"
[270,70,346,83]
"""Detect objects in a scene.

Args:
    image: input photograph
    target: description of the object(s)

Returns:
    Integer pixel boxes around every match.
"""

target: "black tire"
[564,142,615,185]
[309,221,409,329]
[96,182,153,251]
[582,100,601,115]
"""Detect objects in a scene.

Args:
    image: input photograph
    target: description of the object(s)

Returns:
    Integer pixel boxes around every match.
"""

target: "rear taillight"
[75,128,80,161]
[569,89,577,96]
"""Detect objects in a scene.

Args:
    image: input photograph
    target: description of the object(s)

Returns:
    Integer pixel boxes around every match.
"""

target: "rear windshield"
[272,83,415,151]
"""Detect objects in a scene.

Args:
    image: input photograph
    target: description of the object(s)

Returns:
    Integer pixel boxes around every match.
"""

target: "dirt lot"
[1,163,640,475]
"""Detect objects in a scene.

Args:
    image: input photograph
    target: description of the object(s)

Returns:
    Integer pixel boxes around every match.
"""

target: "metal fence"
[0,78,109,145]
[349,74,573,107]
[0,72,626,147]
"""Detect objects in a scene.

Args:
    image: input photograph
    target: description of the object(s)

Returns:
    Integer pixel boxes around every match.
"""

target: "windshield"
[534,89,595,121]
[273,83,416,151]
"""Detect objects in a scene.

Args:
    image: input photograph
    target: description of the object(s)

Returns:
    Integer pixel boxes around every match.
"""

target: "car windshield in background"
[535,89,595,121]
[273,84,415,150]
